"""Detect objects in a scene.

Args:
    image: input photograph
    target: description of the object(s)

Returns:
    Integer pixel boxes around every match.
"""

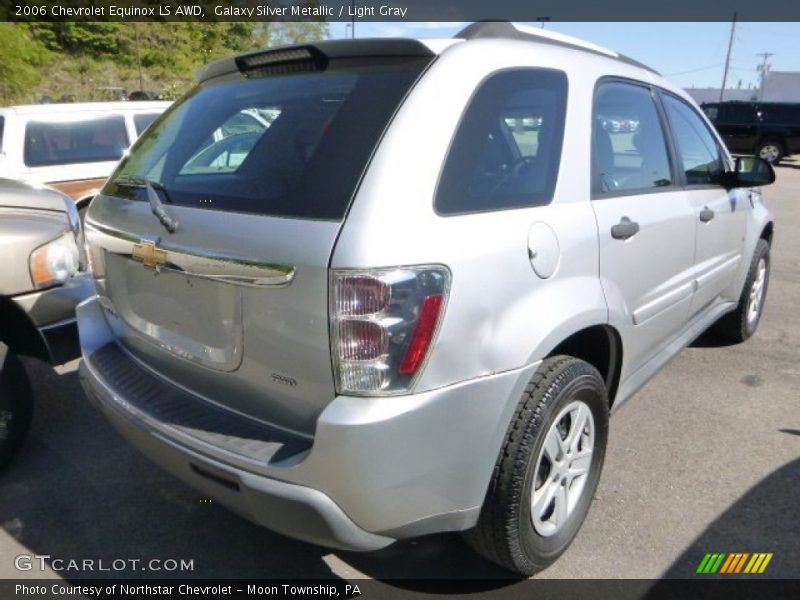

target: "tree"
[0,21,330,104]
[0,24,49,102]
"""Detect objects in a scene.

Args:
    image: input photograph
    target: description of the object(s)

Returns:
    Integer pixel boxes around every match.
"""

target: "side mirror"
[725,157,775,188]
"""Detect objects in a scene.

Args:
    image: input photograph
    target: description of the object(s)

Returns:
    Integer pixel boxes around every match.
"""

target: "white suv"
[77,23,775,575]
[0,101,170,212]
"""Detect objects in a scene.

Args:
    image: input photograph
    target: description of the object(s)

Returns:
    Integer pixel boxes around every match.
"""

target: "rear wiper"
[114,175,180,234]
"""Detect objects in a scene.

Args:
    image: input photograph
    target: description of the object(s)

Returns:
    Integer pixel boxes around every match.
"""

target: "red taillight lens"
[399,295,444,375]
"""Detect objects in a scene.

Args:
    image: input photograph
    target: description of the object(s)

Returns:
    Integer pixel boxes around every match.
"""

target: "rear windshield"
[104,56,431,220]
[24,115,129,167]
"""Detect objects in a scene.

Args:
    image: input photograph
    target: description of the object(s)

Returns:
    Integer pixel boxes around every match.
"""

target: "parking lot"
[1,162,798,585]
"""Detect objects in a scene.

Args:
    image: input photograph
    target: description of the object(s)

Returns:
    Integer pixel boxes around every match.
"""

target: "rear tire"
[464,356,609,576]
[0,345,33,470]
[714,239,770,343]
[757,138,785,165]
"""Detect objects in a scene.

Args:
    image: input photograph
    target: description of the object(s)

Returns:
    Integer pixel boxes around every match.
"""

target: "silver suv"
[77,23,775,575]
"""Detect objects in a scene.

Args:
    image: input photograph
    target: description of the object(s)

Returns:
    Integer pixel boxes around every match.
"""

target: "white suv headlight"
[29,232,80,290]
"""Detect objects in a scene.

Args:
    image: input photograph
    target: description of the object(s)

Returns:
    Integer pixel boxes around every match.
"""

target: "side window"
[24,116,129,167]
[435,69,567,215]
[0,116,4,153]
[662,95,726,186]
[761,104,800,125]
[592,81,673,195]
[702,105,719,121]
[721,103,755,124]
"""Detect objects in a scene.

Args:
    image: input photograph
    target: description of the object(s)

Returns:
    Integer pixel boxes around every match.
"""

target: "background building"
[686,70,800,105]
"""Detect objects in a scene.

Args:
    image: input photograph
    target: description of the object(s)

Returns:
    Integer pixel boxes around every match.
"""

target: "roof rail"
[454,22,660,76]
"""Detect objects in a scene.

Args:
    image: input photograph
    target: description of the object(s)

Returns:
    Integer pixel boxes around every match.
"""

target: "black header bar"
[2,0,800,23]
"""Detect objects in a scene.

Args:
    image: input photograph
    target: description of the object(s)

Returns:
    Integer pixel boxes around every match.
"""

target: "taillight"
[398,295,444,375]
[331,266,450,395]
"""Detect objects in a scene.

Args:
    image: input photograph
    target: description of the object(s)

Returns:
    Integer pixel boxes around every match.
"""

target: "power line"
[665,64,723,76]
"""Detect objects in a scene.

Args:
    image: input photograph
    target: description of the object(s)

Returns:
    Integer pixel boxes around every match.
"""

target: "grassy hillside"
[0,22,329,105]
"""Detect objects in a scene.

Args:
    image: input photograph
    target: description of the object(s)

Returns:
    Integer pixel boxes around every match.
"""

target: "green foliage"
[0,21,329,104]
[0,24,50,101]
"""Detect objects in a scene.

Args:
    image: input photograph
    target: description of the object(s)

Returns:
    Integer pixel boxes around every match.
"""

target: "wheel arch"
[546,324,623,407]
[760,221,774,245]
[755,135,787,154]
[0,296,50,362]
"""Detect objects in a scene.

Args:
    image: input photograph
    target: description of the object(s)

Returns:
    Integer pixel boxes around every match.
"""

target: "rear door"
[660,93,747,316]
[85,50,433,435]
[591,79,697,375]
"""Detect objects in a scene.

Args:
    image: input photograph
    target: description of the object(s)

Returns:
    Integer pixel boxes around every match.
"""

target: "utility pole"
[719,13,737,103]
[757,52,774,101]
[134,23,144,93]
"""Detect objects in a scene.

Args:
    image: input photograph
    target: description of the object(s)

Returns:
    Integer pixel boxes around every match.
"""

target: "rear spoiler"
[198,39,437,82]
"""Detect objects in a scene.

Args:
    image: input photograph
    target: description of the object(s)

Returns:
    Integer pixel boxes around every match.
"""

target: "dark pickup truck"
[701,101,800,165]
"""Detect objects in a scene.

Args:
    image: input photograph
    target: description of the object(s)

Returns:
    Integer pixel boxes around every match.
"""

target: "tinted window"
[435,69,567,214]
[662,95,725,186]
[0,116,4,153]
[592,82,672,195]
[106,57,431,220]
[720,103,756,124]
[133,113,160,136]
[24,116,129,167]
[761,104,800,125]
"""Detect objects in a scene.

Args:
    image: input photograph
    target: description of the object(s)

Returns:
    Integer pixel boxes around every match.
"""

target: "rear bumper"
[77,295,537,551]
[80,370,393,551]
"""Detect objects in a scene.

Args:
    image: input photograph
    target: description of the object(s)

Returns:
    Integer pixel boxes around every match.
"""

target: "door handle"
[610,217,640,240]
[699,207,715,223]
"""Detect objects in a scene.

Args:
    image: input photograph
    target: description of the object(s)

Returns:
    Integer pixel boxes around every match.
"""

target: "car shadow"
[689,329,739,349]
[777,157,799,170]
[645,456,800,589]
[0,359,343,580]
[0,359,517,590]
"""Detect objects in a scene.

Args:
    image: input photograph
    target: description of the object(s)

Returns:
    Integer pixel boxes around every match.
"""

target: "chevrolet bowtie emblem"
[132,240,167,270]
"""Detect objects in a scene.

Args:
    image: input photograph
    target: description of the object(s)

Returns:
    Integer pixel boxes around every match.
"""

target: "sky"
[329,22,800,90]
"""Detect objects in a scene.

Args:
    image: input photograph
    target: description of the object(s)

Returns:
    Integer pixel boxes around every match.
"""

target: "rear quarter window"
[24,115,129,167]
[435,69,568,215]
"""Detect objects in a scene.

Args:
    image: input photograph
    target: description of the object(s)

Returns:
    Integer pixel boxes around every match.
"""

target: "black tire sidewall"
[743,240,771,338]
[0,348,33,469]
[517,367,608,567]
[757,139,784,164]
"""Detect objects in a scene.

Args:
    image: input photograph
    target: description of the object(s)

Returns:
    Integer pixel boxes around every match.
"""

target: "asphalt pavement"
[1,163,798,585]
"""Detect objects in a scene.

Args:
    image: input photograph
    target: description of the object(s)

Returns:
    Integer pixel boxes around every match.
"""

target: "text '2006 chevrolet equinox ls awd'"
[77,22,776,575]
